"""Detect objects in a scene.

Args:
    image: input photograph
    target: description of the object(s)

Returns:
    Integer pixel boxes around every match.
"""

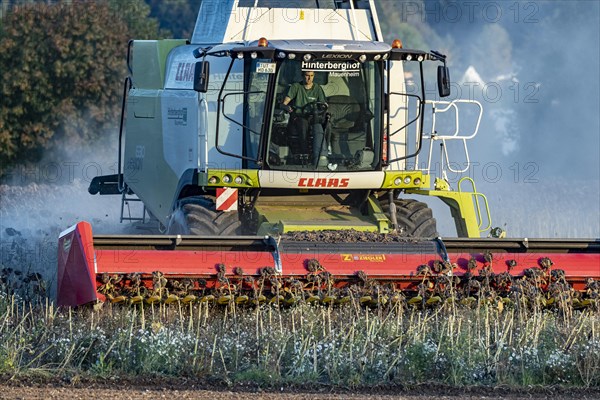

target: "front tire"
[167,196,241,235]
[380,198,438,238]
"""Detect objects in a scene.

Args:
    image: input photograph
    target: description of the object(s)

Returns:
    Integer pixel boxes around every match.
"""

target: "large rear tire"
[167,196,241,235]
[380,198,438,238]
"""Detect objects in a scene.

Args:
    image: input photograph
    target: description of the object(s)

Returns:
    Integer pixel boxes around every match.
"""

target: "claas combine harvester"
[57,0,600,308]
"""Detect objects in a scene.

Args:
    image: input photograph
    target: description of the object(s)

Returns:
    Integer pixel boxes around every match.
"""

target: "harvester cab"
[89,0,491,238]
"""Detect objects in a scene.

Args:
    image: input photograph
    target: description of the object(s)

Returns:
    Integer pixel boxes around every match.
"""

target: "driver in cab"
[281,71,326,112]
[280,71,327,147]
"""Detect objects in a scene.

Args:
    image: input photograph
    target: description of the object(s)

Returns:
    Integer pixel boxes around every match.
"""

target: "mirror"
[437,66,451,98]
[194,61,210,93]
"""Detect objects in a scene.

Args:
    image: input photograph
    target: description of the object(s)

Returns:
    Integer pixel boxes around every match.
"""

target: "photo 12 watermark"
[404,79,541,104]
[397,1,540,24]
[1,161,119,185]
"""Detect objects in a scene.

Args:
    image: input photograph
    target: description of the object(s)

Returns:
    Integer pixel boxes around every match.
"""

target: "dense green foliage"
[0,0,160,173]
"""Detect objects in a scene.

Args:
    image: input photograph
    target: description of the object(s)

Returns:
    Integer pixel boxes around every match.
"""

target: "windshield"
[266,59,382,171]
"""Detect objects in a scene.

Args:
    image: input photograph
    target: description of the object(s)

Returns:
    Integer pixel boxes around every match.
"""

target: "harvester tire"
[168,196,241,235]
[381,198,438,238]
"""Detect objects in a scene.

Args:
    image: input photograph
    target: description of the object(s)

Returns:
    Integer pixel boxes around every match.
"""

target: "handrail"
[458,177,492,233]
[424,99,483,140]
[418,99,483,175]
[117,76,133,193]
[388,93,422,137]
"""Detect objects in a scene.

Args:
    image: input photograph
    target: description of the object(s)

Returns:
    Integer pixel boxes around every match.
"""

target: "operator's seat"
[326,95,364,157]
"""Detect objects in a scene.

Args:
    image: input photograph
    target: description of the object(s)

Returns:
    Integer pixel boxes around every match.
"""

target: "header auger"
[58,221,600,308]
[59,0,599,307]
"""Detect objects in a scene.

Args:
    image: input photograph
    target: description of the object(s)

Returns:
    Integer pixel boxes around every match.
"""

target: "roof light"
[303,53,312,62]
[237,52,244,59]
[417,55,424,62]
[250,51,258,59]
[258,37,268,47]
[382,53,389,60]
[288,53,296,60]
[373,54,381,61]
[358,54,367,63]
[392,39,403,49]
[277,51,286,59]
[406,54,412,61]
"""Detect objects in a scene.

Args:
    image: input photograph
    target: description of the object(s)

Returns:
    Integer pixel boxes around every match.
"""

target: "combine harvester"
[57,0,599,307]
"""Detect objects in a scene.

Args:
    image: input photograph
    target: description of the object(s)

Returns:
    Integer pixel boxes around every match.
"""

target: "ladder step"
[120,190,147,223]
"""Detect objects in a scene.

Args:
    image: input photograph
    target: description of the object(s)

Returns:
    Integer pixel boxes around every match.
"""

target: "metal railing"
[417,99,483,177]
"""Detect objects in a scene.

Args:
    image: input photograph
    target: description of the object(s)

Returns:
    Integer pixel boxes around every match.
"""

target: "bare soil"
[0,378,598,400]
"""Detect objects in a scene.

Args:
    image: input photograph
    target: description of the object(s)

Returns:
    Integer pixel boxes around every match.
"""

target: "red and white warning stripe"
[216,187,238,211]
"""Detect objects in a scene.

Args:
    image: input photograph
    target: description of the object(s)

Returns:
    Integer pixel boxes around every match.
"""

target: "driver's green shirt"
[287,82,326,109]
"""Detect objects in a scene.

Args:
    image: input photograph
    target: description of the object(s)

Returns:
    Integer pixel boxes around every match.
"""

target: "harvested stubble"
[1,284,600,388]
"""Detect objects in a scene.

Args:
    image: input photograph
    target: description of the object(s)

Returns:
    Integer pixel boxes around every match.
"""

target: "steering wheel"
[298,101,328,119]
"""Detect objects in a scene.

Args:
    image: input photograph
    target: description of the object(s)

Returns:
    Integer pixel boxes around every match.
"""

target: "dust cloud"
[0,135,143,298]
